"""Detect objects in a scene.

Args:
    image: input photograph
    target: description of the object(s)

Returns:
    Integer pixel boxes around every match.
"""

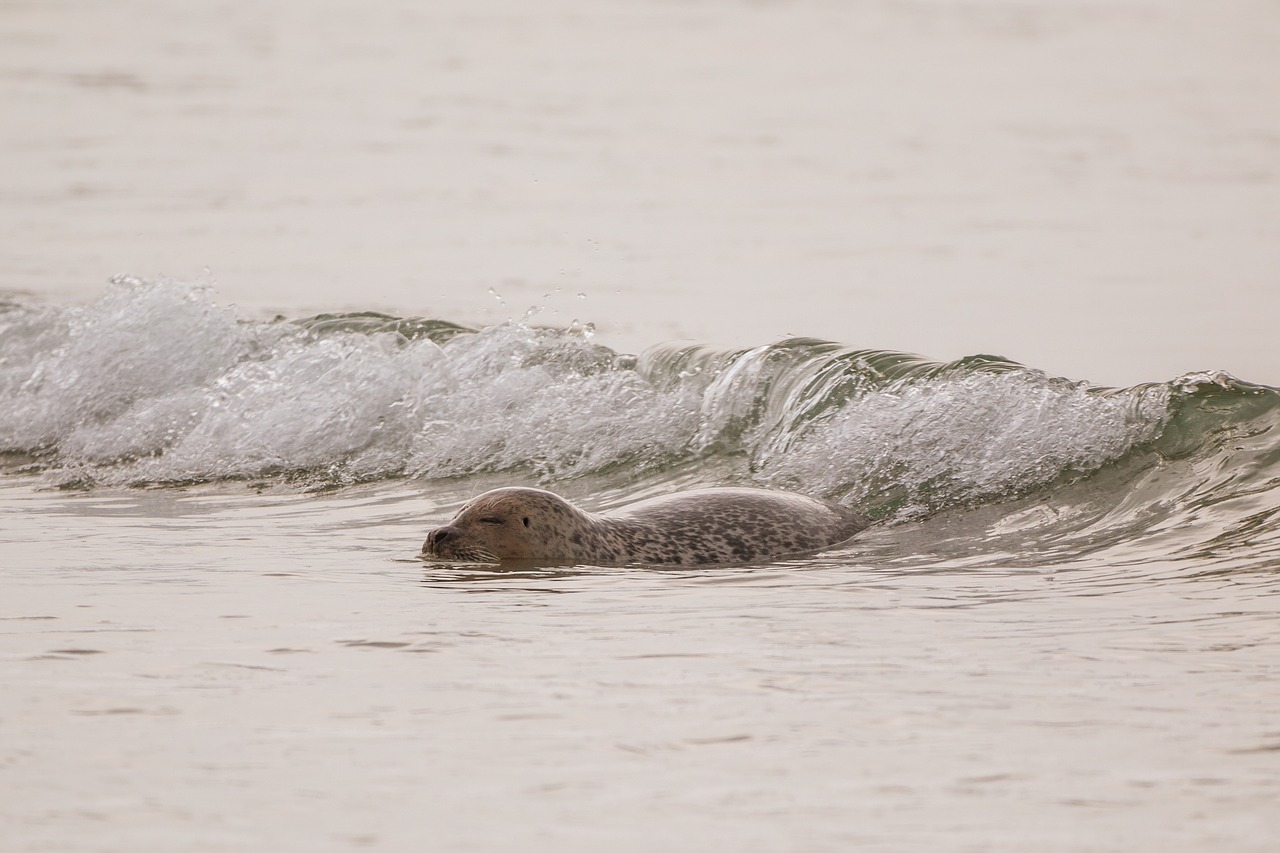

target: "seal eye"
[522,517,531,528]
[479,517,504,525]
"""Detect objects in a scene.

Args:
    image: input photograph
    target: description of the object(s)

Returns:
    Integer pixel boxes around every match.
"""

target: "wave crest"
[3,281,1275,535]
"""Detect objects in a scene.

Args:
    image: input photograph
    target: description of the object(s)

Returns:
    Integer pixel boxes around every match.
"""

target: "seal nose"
[423,526,454,553]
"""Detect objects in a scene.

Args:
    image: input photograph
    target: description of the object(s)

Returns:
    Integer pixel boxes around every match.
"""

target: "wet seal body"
[422,487,869,566]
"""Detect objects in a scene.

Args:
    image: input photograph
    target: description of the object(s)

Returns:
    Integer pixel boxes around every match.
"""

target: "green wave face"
[3,280,1278,573]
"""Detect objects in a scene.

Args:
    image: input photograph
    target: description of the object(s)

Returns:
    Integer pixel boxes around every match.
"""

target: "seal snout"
[423,526,456,553]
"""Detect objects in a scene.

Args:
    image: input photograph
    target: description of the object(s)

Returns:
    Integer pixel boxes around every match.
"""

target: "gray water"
[3,1,1280,851]
[6,474,1279,851]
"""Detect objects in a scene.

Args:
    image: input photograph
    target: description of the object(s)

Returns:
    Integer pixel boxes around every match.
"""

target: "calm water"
[4,1,1280,851]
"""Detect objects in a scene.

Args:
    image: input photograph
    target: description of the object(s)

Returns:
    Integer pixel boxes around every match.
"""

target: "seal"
[421,486,869,566]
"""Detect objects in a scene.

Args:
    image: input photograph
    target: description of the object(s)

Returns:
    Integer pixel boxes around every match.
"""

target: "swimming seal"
[421,487,869,566]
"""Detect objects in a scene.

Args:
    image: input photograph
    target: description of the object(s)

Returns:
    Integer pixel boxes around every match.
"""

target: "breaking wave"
[2,280,1278,572]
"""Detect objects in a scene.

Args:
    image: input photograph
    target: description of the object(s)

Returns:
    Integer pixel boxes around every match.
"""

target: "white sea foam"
[1,283,245,450]
[757,370,1171,514]
[0,281,703,485]
[1,282,1175,514]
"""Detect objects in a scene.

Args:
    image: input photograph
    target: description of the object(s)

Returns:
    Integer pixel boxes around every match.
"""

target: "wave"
[3,280,1278,571]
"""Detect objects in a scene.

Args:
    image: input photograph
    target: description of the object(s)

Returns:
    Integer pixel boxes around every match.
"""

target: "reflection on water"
[421,564,598,590]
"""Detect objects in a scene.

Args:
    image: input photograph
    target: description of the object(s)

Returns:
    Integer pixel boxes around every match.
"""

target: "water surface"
[3,284,1279,851]
[3,0,1279,850]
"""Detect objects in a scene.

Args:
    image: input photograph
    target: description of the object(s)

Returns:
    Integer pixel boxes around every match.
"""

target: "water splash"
[2,281,1274,544]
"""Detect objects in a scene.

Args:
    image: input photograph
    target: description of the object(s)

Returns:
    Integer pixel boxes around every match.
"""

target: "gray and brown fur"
[421,487,869,566]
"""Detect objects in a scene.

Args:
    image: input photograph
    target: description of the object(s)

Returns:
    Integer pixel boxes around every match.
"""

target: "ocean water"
[4,0,1280,850]
[3,282,1279,850]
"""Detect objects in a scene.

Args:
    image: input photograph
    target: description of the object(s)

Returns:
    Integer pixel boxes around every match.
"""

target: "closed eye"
[479,517,504,525]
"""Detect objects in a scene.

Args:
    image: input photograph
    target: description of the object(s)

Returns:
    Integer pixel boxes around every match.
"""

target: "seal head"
[422,487,595,563]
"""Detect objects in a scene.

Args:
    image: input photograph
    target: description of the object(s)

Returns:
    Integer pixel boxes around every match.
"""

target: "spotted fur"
[421,487,869,567]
